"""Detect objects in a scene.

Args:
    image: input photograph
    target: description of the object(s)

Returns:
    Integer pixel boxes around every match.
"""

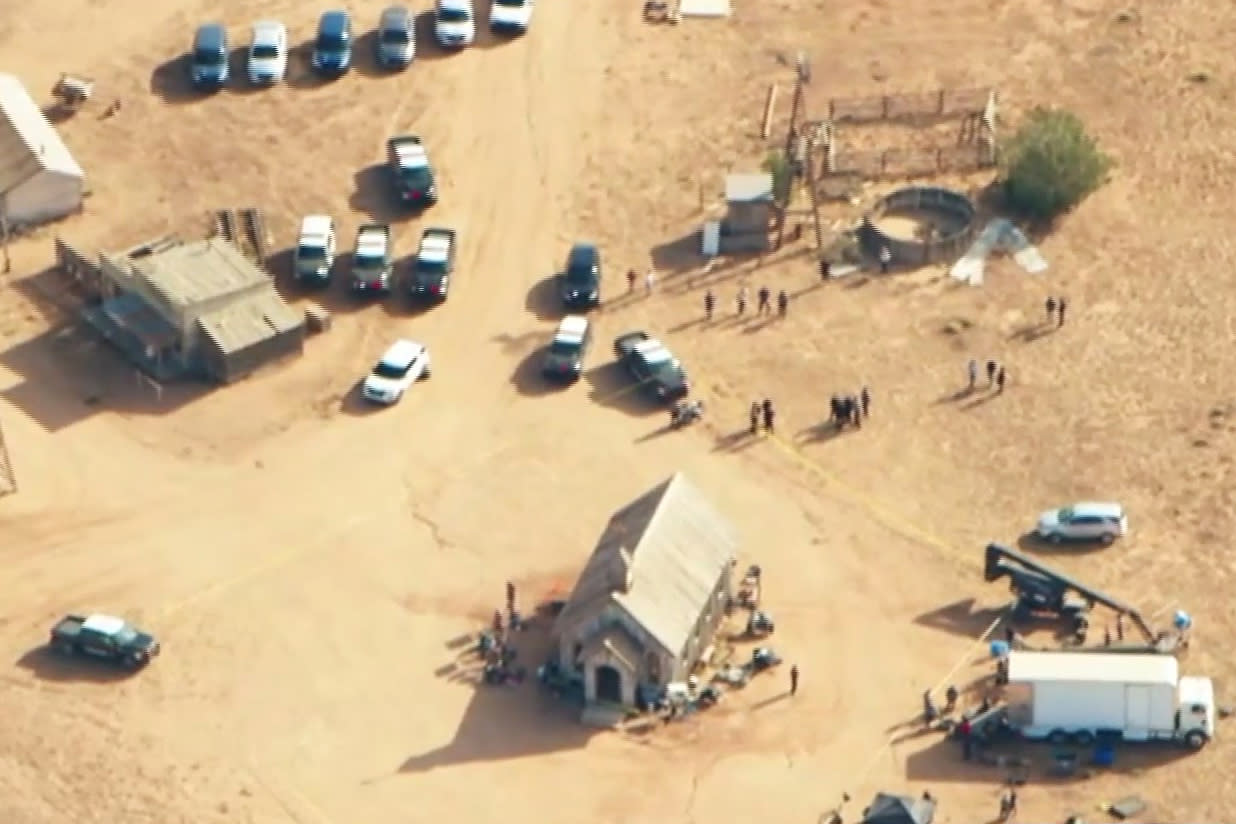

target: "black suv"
[189,23,229,90]
[613,330,689,402]
[559,243,601,309]
[312,10,353,76]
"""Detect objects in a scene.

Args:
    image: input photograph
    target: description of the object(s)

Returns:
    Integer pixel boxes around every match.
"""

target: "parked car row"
[188,0,534,90]
[293,214,457,300]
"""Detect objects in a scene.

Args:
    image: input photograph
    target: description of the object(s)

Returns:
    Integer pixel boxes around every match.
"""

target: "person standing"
[626,269,636,292]
[879,245,892,274]
[777,290,789,317]
[819,258,831,280]
[749,401,761,435]
[986,359,997,387]
[1045,296,1057,324]
[704,289,715,320]
[996,366,1006,393]
[762,398,775,433]
[968,358,978,390]
[1057,296,1068,327]
[859,386,871,418]
[505,581,516,612]
[757,285,771,315]
[789,664,800,696]
[736,286,748,316]
[645,268,656,295]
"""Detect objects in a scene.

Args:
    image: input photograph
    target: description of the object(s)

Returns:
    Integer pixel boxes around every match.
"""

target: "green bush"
[1000,107,1112,220]
[762,150,793,206]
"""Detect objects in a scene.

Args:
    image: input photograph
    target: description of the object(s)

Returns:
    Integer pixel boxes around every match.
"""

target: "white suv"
[362,340,432,405]
[248,21,288,85]
[435,0,476,47]
[1035,502,1128,545]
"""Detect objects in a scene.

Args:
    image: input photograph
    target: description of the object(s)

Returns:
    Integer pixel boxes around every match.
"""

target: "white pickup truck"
[294,214,336,286]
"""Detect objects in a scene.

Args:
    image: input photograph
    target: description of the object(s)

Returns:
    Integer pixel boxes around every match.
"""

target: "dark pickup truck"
[49,614,160,670]
[613,330,689,402]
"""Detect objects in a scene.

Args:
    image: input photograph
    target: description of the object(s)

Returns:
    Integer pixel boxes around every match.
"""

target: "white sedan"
[1035,502,1128,545]
[248,20,288,85]
[361,340,432,405]
[490,0,534,33]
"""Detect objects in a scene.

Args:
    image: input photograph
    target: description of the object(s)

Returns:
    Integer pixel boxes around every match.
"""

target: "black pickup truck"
[48,614,160,670]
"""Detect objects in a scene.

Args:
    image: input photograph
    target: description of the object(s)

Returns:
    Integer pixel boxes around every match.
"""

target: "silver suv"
[1035,502,1128,545]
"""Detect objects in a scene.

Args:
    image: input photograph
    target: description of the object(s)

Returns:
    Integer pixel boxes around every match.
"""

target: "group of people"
[967,358,1008,393]
[704,285,789,320]
[829,387,871,429]
[748,398,776,434]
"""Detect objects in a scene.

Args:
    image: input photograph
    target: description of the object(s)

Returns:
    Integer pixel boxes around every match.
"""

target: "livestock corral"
[1,0,1235,823]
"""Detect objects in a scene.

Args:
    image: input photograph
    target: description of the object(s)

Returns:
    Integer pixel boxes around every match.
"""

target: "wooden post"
[803,127,826,255]
[0,197,11,275]
[761,84,778,140]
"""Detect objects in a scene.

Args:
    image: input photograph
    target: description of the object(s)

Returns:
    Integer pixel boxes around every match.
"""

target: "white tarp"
[949,218,1047,285]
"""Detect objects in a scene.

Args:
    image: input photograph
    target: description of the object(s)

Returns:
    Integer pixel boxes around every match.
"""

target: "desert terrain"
[1,0,1234,821]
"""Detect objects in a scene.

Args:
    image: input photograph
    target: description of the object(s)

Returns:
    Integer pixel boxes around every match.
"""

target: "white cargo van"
[1004,650,1214,750]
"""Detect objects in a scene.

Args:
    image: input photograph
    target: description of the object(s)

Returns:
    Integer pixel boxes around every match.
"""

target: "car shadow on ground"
[912,598,1010,642]
[524,275,564,322]
[0,324,207,433]
[400,622,594,773]
[148,54,205,104]
[583,364,660,416]
[352,31,396,78]
[284,44,330,90]
[223,48,266,96]
[1015,531,1110,557]
[508,345,564,397]
[14,647,139,683]
[349,165,410,224]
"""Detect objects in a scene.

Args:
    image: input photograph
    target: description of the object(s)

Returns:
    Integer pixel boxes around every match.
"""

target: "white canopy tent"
[0,73,85,228]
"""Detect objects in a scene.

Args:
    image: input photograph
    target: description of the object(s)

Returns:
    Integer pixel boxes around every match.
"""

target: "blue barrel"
[1173,610,1193,630]
[989,640,1010,658]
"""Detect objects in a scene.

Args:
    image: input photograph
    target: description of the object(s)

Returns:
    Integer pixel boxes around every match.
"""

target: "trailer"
[1004,650,1215,750]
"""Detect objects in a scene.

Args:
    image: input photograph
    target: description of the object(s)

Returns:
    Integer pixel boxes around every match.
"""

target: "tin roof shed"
[725,173,773,204]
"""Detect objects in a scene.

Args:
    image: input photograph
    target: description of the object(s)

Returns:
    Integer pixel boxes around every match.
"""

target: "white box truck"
[1004,650,1215,750]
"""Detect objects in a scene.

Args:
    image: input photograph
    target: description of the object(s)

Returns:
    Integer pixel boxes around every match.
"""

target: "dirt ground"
[1,0,1233,821]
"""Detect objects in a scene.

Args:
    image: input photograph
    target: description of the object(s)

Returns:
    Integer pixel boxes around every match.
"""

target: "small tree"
[1000,107,1112,220]
[763,150,794,206]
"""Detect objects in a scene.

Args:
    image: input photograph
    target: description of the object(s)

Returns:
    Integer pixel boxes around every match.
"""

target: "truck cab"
[294,215,336,285]
[1176,675,1216,748]
[351,224,393,295]
[409,227,456,302]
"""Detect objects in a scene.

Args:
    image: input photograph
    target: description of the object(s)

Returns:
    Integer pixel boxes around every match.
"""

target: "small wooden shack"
[719,173,773,253]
